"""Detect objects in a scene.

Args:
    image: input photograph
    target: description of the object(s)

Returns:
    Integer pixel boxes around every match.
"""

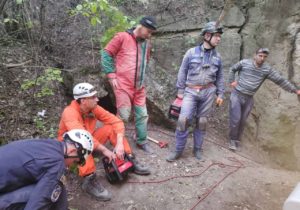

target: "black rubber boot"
[193,148,202,160]
[81,173,111,201]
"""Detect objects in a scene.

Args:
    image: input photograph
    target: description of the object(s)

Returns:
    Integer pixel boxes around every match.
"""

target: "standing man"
[101,16,157,154]
[166,21,225,162]
[0,129,93,210]
[58,82,150,201]
[228,48,300,150]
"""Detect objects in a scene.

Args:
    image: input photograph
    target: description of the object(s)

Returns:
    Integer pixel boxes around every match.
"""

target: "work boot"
[131,158,151,175]
[136,143,154,154]
[228,140,237,151]
[193,148,202,160]
[166,151,182,162]
[81,173,111,201]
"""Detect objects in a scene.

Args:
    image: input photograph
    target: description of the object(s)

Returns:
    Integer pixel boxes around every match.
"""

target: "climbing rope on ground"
[127,157,244,210]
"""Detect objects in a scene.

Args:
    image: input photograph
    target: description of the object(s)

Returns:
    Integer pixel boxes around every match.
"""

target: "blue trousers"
[175,86,216,152]
[0,184,68,210]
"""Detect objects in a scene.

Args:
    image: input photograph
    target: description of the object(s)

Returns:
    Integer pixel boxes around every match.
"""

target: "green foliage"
[68,163,79,174]
[70,0,136,47]
[34,116,45,130]
[21,68,63,98]
[16,0,24,5]
[33,116,56,138]
[1,0,28,35]
[3,18,19,24]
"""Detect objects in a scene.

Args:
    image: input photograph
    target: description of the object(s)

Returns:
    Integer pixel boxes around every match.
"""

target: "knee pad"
[177,116,188,132]
[196,117,207,131]
[118,108,131,123]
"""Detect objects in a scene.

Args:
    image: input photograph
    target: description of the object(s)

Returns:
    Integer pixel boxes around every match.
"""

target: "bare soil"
[66,124,300,210]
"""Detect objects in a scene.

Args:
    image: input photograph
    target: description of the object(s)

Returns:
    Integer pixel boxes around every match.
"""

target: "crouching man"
[0,129,93,210]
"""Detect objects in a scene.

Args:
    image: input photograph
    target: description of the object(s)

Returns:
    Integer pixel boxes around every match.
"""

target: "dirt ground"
[66,123,300,210]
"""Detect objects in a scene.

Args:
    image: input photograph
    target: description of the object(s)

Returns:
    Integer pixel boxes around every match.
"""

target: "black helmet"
[201,21,223,36]
[140,16,157,30]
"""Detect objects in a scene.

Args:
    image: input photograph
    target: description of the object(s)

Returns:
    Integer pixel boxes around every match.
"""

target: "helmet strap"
[63,141,86,165]
[204,34,215,49]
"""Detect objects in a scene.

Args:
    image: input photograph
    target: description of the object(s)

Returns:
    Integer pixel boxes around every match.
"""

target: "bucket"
[283,183,300,210]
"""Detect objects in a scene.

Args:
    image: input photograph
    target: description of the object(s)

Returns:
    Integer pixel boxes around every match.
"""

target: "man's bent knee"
[118,107,131,123]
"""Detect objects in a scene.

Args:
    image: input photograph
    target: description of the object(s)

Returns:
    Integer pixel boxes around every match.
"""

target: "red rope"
[127,157,244,210]
[128,162,218,184]
[189,165,241,210]
[126,126,251,209]
[134,127,262,164]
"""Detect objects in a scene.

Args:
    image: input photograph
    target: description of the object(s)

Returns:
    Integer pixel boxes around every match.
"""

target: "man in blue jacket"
[166,21,225,161]
[0,129,94,210]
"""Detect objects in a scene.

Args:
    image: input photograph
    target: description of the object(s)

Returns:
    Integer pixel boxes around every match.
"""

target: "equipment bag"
[102,155,134,184]
[168,97,183,119]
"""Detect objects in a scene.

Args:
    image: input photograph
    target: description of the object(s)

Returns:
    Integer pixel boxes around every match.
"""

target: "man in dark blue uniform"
[0,129,94,210]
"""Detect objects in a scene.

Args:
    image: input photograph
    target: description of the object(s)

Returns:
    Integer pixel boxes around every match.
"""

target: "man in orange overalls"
[58,82,150,201]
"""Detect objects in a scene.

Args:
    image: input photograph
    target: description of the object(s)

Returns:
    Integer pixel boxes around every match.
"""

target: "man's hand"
[108,78,118,89]
[114,142,125,160]
[114,133,125,160]
[296,90,300,95]
[177,93,184,99]
[230,81,238,88]
[96,144,116,162]
[102,149,116,162]
[215,97,223,107]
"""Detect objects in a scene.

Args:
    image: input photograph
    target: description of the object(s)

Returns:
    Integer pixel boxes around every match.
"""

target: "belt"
[187,83,214,91]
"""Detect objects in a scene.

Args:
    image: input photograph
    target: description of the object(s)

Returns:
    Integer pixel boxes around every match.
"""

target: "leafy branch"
[70,0,137,47]
[21,68,63,98]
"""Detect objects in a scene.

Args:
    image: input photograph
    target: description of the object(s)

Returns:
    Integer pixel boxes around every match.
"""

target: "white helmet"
[63,129,94,164]
[73,83,97,100]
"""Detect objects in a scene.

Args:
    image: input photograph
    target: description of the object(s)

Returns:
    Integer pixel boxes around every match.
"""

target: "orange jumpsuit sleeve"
[92,106,125,136]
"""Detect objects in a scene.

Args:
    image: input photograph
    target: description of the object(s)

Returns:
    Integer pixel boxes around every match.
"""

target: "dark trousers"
[229,89,254,142]
[0,184,68,210]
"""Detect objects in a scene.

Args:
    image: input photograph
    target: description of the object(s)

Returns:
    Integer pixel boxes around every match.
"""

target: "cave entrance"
[97,94,117,115]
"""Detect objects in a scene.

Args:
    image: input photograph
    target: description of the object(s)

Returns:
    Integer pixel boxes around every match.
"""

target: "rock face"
[1,0,300,169]
[131,0,300,170]
[240,0,300,170]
